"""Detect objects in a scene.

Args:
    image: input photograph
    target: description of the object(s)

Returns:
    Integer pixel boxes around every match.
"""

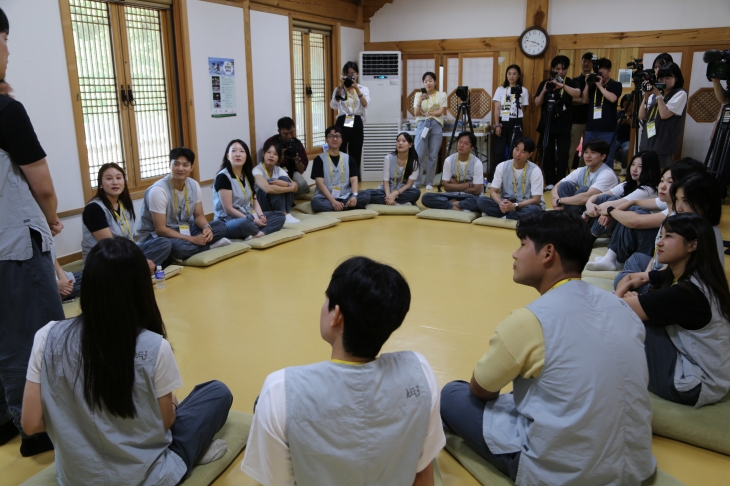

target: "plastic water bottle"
[322,143,328,153]
[154,265,166,289]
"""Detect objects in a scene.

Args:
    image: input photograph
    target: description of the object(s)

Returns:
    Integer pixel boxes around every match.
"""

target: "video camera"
[586,56,600,85]
[627,58,666,92]
[456,86,470,102]
[704,48,730,81]
[283,138,300,159]
[545,71,564,93]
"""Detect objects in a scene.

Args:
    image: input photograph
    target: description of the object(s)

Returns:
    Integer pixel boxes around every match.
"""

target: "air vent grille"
[361,53,400,76]
[362,124,400,178]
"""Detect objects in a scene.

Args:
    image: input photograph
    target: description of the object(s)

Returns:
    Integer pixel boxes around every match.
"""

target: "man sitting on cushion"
[476,136,544,220]
[242,256,445,485]
[441,211,655,485]
[551,140,620,214]
[421,132,484,212]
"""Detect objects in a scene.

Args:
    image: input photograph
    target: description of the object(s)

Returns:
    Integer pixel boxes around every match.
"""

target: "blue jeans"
[366,187,421,205]
[168,219,228,261]
[421,192,479,211]
[556,182,591,214]
[614,252,653,293]
[585,131,616,167]
[415,119,443,187]
[477,196,543,220]
[588,194,621,237]
[608,207,658,263]
[223,212,285,239]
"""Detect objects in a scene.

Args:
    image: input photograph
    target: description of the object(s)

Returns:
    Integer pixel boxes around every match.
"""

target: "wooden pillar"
[243,0,257,159]
[519,0,549,142]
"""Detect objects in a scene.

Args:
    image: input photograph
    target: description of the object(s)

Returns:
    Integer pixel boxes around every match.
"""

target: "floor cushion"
[62,299,81,319]
[650,392,730,455]
[61,260,82,273]
[366,204,421,215]
[285,212,340,233]
[417,209,478,224]
[444,429,683,485]
[180,243,250,267]
[582,269,621,281]
[472,216,518,229]
[295,186,315,201]
[20,410,253,486]
[293,202,377,222]
[583,276,616,292]
[232,229,304,250]
[293,202,315,214]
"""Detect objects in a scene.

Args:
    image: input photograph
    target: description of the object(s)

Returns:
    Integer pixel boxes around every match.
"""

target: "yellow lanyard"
[113,203,133,239]
[264,164,274,180]
[593,87,602,108]
[649,101,659,122]
[455,156,470,182]
[327,153,346,187]
[346,89,357,115]
[550,278,581,291]
[393,157,407,188]
[424,93,436,116]
[331,358,369,366]
[583,167,598,186]
[512,165,527,199]
[234,174,251,204]
[171,181,190,221]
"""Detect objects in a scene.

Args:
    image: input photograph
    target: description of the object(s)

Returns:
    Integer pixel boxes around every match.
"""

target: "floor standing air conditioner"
[359,51,402,181]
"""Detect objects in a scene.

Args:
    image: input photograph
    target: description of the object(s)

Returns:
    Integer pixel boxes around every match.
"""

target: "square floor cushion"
[582,269,621,281]
[180,242,250,267]
[650,392,730,455]
[285,212,340,233]
[20,410,253,486]
[583,276,616,292]
[472,216,518,229]
[294,186,315,201]
[417,209,478,224]
[444,430,683,486]
[61,260,82,273]
[293,202,377,221]
[231,229,304,250]
[366,203,421,215]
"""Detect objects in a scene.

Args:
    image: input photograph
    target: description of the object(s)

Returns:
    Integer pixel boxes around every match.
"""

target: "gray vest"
[81,199,136,265]
[137,174,197,242]
[387,154,410,191]
[285,351,431,486]
[576,162,618,188]
[448,154,479,182]
[640,89,687,156]
[483,281,655,485]
[41,319,186,485]
[668,276,730,408]
[213,168,254,221]
[315,152,351,198]
[500,160,545,209]
[0,147,53,261]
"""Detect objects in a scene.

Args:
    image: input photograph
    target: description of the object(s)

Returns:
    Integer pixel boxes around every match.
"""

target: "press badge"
[647,121,656,138]
[178,224,191,236]
[593,106,602,119]
[331,186,342,199]
[421,126,430,139]
[344,115,355,127]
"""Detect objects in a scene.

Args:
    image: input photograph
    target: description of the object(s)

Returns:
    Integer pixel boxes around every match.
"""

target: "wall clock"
[519,26,549,58]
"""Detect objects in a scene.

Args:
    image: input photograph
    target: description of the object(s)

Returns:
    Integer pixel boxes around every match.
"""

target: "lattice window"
[688,88,722,123]
[292,31,307,148]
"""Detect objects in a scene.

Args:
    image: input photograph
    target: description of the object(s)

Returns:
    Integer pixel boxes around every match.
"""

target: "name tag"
[501,110,510,121]
[593,106,602,119]
[420,126,430,139]
[647,121,656,138]
[331,186,342,199]
[344,115,355,128]
[178,224,191,236]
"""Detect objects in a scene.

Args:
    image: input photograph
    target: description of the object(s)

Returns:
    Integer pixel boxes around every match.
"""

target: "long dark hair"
[220,139,254,188]
[91,163,136,220]
[502,64,522,88]
[623,151,661,197]
[390,132,420,180]
[656,214,730,322]
[63,237,167,418]
[670,172,722,226]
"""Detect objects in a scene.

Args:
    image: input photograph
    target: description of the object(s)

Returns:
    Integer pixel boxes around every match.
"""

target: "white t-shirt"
[560,166,618,193]
[492,160,543,196]
[655,198,668,211]
[27,321,183,399]
[609,182,658,202]
[240,352,445,485]
[382,155,418,184]
[253,163,288,181]
[648,91,688,117]
[148,178,203,217]
[493,86,529,120]
[330,84,371,123]
[442,154,484,186]
[413,91,448,125]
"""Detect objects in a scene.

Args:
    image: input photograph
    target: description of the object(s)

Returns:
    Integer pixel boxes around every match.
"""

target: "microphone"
[703,50,722,64]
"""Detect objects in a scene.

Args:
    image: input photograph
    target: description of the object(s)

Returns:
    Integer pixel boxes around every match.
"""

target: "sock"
[586,249,618,271]
[196,439,227,465]
[20,432,54,457]
[285,214,300,223]
[209,237,231,249]
[0,420,19,445]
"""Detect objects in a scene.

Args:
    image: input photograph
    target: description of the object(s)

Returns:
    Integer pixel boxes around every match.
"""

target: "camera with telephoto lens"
[283,138,300,159]
[627,58,666,92]
[343,76,355,88]
[704,48,730,81]
[586,56,601,85]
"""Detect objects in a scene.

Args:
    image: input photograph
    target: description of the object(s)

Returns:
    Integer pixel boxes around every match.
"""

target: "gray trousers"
[613,252,653,293]
[556,182,590,214]
[168,219,228,261]
[440,381,521,480]
[477,196,543,220]
[421,192,479,211]
[291,172,310,196]
[256,177,296,213]
[644,327,701,406]
[608,206,658,264]
[415,119,443,187]
[0,230,64,437]
[588,194,621,237]
[223,212,285,239]
[310,192,371,212]
[366,187,421,205]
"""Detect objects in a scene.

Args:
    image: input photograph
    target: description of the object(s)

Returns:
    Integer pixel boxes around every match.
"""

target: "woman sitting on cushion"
[366,132,421,206]
[616,213,730,408]
[22,237,233,484]
[253,140,300,224]
[213,139,285,241]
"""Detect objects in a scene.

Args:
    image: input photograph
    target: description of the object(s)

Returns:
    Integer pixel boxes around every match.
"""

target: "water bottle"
[154,265,166,289]
[322,143,328,153]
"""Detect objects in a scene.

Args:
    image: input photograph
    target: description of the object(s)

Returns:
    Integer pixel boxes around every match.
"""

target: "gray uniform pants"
[224,212,285,239]
[607,206,658,264]
[256,176,296,213]
[366,187,421,205]
[587,193,621,237]
[643,327,701,406]
[168,219,228,261]
[613,252,653,293]
[421,192,479,211]
[291,172,310,196]
[477,196,542,220]
[556,182,590,214]
[311,192,371,212]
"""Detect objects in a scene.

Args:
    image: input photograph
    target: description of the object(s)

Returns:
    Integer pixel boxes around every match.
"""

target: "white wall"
[548,0,730,34]
[369,0,526,42]
[340,26,364,67]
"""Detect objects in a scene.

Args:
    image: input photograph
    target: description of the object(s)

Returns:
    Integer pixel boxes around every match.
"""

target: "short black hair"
[670,172,722,226]
[325,125,342,138]
[0,8,8,35]
[457,131,477,148]
[342,61,359,76]
[422,71,437,82]
[513,136,535,153]
[583,140,610,156]
[170,147,195,165]
[551,55,570,70]
[277,117,295,130]
[516,212,593,274]
[326,257,411,359]
[582,52,594,61]
[653,53,673,70]
[657,61,684,90]
[597,58,612,70]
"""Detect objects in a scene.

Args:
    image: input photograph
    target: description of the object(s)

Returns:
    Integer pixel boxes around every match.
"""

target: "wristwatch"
[352,192,358,197]
[555,198,561,206]
[607,206,615,214]
[514,202,519,211]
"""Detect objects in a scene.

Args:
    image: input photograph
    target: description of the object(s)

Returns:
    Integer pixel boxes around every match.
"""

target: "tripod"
[508,89,525,153]
[705,102,730,196]
[627,80,644,154]
[440,97,485,192]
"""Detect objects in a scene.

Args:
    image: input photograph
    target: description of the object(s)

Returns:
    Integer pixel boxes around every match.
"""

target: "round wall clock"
[519,26,549,58]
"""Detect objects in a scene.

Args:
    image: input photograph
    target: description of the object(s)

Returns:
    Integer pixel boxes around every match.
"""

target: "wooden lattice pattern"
[687,88,722,123]
[447,88,492,119]
[406,89,420,117]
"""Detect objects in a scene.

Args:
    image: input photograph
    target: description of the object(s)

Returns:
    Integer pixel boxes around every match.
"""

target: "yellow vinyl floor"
[2,186,730,486]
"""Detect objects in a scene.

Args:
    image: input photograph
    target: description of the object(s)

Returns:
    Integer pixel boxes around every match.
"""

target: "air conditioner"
[360,51,401,181]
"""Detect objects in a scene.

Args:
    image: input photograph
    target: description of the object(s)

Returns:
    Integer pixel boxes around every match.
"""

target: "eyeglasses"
[326,134,342,140]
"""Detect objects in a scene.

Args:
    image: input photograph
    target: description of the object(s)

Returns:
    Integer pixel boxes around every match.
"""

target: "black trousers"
[336,114,364,162]
[539,128,572,186]
[491,117,523,177]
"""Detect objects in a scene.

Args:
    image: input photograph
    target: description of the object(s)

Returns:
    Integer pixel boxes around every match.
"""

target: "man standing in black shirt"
[0,7,64,456]
[535,55,581,189]
[570,52,593,168]
[581,58,623,168]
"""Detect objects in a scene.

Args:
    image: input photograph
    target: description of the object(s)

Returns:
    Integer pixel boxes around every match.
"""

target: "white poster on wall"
[208,57,237,118]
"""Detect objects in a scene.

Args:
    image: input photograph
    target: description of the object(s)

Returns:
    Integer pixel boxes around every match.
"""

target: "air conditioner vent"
[361,53,400,76]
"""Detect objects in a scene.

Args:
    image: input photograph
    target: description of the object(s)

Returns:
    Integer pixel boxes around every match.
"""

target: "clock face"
[520,28,548,58]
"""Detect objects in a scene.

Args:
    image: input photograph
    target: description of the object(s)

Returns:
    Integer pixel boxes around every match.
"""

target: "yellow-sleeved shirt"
[473,308,545,393]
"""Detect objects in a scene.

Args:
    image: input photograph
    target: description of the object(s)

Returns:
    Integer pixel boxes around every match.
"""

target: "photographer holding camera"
[330,61,370,162]
[263,117,309,196]
[534,55,581,188]
[638,62,687,168]
[492,65,529,167]
[581,58,623,168]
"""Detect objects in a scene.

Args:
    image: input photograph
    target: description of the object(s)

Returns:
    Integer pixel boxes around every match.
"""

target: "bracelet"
[172,402,178,410]
[204,223,211,229]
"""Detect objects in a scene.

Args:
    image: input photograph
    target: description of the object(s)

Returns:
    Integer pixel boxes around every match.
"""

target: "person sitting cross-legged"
[253,139,300,224]
[366,132,421,206]
[310,125,371,213]
[421,131,484,212]
[440,211,656,485]
[241,257,445,485]
[476,136,544,220]
[138,147,230,262]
